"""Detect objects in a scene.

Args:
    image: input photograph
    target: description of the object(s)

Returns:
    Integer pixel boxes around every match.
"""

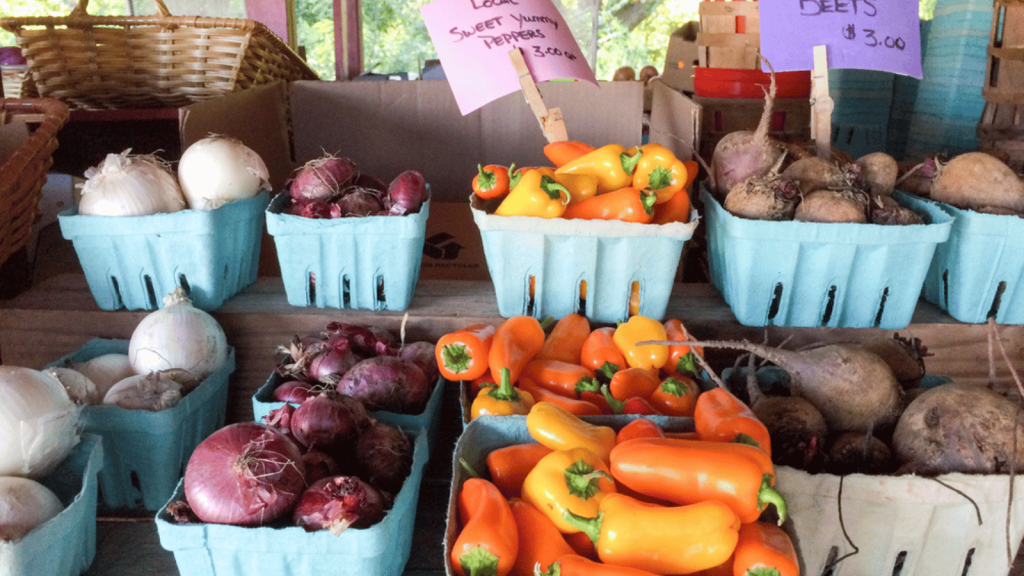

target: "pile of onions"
[286,154,428,219]
[128,287,229,391]
[77,150,187,217]
[183,423,306,526]
[0,476,64,542]
[178,135,270,211]
[0,367,80,478]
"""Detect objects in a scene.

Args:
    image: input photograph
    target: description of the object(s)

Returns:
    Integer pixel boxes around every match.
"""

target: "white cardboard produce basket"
[777,466,1024,576]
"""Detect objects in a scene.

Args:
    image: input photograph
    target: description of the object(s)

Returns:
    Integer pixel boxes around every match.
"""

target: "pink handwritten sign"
[420,0,598,115]
[759,0,923,78]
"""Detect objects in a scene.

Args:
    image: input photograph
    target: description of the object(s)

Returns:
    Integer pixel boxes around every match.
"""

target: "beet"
[723,174,800,221]
[336,356,430,413]
[356,420,413,494]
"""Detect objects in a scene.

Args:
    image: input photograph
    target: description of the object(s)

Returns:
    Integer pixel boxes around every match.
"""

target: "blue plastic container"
[155,428,428,576]
[252,372,446,453]
[703,189,952,329]
[265,193,429,311]
[918,199,1024,324]
[471,196,699,323]
[48,339,233,511]
[0,435,103,576]
[57,192,269,311]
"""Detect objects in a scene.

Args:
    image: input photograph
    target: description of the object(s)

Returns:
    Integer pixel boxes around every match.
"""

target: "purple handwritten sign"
[420,0,598,115]
[759,0,922,78]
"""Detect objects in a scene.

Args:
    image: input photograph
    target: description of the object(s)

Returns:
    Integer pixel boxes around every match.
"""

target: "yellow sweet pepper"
[494,167,570,218]
[521,447,616,533]
[555,144,642,194]
[562,493,741,575]
[631,143,689,204]
[471,367,535,419]
[526,401,617,463]
[554,172,599,206]
[612,315,668,371]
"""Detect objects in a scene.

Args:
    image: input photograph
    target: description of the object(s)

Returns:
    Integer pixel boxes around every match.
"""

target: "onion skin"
[333,188,386,217]
[336,356,430,414]
[0,476,64,542]
[293,476,386,535]
[356,420,412,494]
[272,380,314,403]
[290,155,358,202]
[289,390,371,453]
[183,423,306,526]
[386,170,429,215]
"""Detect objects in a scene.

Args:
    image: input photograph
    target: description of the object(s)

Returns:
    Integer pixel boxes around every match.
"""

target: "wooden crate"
[978,100,1024,170]
[694,95,811,164]
[983,1,1024,105]
[697,0,760,70]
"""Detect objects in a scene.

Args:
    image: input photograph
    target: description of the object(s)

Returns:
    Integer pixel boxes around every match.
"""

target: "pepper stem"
[561,509,603,546]
[485,367,522,403]
[459,457,481,479]
[759,473,788,525]
[459,545,501,576]
[600,384,625,414]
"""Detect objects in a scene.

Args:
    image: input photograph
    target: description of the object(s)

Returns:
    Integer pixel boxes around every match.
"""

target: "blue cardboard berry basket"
[470,195,699,323]
[252,371,445,454]
[155,427,428,576]
[0,434,103,576]
[265,192,429,311]
[48,338,233,512]
[703,188,953,328]
[57,191,270,311]
[918,198,1024,324]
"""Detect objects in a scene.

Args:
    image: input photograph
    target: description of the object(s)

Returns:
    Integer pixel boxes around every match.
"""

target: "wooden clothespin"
[509,47,569,143]
[810,44,834,160]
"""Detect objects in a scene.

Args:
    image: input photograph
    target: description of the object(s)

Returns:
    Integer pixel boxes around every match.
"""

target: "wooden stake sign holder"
[509,48,569,143]
[810,44,834,159]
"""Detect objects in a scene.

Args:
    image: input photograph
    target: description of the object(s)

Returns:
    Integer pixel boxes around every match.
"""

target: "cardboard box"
[176,78,701,283]
[661,22,699,95]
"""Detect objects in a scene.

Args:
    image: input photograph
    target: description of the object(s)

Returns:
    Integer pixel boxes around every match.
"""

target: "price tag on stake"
[758,0,923,78]
[419,0,598,116]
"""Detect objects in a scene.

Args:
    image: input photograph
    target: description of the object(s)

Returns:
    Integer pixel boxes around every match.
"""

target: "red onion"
[352,172,387,196]
[356,421,412,494]
[302,450,341,485]
[386,169,429,215]
[336,356,430,413]
[325,322,393,357]
[261,404,301,447]
[398,341,440,383]
[332,187,385,217]
[183,423,306,526]
[293,476,385,535]
[290,155,358,202]
[307,340,361,385]
[289,390,370,452]
[272,380,314,403]
[290,198,340,219]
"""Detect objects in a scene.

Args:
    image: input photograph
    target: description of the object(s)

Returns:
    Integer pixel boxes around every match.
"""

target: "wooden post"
[508,48,569,143]
[811,44,834,159]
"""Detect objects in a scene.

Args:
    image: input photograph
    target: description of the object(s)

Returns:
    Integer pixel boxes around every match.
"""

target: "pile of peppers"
[470,141,698,225]
[449,402,798,576]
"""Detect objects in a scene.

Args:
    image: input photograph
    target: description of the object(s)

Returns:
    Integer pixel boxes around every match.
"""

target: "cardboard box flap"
[288,80,643,203]
[649,79,701,163]
[180,81,293,191]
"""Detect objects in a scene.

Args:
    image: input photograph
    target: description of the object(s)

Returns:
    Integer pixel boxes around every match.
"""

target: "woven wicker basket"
[0,0,318,110]
[1,65,38,99]
[0,98,69,266]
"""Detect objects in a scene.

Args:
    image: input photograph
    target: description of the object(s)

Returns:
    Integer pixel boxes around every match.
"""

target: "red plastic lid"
[693,67,811,99]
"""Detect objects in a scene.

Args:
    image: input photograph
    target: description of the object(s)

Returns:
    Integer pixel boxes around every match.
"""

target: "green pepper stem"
[459,457,481,479]
[486,367,522,403]
[460,545,501,576]
[759,474,788,525]
[600,384,625,415]
[561,509,603,546]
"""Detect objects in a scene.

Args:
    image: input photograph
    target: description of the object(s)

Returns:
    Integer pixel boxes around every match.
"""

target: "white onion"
[78,149,187,216]
[128,288,229,386]
[71,353,135,399]
[178,135,269,211]
[0,367,80,478]
[103,373,183,411]
[42,367,99,405]
[0,476,64,542]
